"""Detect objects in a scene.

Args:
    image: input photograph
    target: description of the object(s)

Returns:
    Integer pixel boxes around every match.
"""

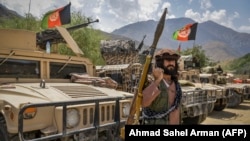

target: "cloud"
[239,25,250,33]
[200,0,212,10]
[1,0,249,33]
[185,9,202,21]
[185,9,239,32]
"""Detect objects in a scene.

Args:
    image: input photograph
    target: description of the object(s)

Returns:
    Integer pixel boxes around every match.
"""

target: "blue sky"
[1,0,250,33]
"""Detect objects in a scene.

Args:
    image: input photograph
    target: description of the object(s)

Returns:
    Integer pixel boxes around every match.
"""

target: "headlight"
[66,108,80,128]
[19,103,37,119]
[23,107,37,119]
[122,102,131,117]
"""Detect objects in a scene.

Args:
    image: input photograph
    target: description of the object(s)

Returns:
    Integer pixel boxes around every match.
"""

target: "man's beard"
[163,65,177,76]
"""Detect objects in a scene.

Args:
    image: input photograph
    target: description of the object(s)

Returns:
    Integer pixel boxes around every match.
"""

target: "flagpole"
[177,41,181,54]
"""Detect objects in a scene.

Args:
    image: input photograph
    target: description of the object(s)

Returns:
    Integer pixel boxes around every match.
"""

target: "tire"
[214,103,227,111]
[214,98,227,111]
[182,114,207,125]
[227,91,241,108]
[0,119,9,141]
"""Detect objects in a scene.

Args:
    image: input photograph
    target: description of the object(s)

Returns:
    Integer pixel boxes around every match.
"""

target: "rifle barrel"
[136,35,146,51]
[66,19,99,31]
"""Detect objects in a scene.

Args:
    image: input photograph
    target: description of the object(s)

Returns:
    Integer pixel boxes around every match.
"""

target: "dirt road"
[202,99,250,125]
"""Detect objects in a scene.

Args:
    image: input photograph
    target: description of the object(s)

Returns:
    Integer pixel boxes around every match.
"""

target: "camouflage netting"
[70,73,118,89]
[100,40,141,65]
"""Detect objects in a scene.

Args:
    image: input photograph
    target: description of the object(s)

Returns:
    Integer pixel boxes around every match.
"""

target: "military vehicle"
[178,55,227,124]
[200,66,250,108]
[98,39,144,94]
[178,79,211,124]
[0,20,134,141]
[177,56,215,124]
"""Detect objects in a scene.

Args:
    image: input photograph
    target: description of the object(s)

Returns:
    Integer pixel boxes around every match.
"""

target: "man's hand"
[153,67,163,84]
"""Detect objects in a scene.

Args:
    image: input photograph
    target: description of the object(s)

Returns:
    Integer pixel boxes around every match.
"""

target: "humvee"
[178,80,212,124]
[200,66,250,108]
[98,39,144,94]
[176,55,233,124]
[0,21,134,141]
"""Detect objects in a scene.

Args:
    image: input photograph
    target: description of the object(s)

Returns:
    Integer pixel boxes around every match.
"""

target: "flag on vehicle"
[41,2,71,29]
[172,22,198,41]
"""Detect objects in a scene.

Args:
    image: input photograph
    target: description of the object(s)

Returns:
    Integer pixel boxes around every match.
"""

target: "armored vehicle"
[179,80,212,124]
[179,55,230,112]
[200,66,250,108]
[98,39,144,93]
[0,22,134,141]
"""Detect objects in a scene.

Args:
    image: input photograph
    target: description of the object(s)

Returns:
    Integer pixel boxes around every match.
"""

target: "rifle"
[120,8,168,139]
[136,35,146,52]
[36,18,99,49]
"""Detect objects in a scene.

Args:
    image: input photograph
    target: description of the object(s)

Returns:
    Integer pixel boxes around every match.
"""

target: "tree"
[0,14,39,30]
[181,45,209,68]
[1,11,108,66]
[59,11,107,65]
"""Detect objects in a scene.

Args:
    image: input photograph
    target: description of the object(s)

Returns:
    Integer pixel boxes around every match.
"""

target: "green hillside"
[224,53,250,75]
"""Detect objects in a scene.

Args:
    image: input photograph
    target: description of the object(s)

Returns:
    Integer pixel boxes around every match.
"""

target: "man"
[216,65,223,74]
[142,48,182,125]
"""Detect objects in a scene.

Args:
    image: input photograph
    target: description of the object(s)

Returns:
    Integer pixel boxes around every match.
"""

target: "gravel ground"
[202,99,250,125]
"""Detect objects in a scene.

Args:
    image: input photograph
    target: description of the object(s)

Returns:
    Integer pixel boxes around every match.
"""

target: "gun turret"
[36,18,99,49]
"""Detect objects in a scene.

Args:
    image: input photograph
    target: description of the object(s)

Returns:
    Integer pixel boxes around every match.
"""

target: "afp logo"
[222,129,247,138]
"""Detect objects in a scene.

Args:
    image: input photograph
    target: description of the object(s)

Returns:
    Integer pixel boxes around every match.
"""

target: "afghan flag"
[172,22,198,41]
[41,2,71,29]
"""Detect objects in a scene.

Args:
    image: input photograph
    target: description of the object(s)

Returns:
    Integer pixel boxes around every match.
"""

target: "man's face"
[163,59,177,76]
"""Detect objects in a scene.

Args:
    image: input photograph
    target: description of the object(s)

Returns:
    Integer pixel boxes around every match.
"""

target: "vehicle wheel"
[182,114,207,125]
[240,96,244,103]
[227,91,241,108]
[214,98,227,111]
[214,103,227,111]
[199,114,207,123]
[104,126,123,141]
[0,118,9,141]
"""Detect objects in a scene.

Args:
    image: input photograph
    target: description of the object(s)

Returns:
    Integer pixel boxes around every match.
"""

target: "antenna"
[26,0,31,29]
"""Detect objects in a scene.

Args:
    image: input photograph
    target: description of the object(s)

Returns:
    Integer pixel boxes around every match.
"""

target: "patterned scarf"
[142,80,182,119]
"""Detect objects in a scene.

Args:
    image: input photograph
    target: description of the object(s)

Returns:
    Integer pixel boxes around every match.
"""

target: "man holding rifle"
[141,48,182,125]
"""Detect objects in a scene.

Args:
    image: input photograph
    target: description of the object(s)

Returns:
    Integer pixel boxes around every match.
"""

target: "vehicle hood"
[194,83,225,90]
[0,83,133,108]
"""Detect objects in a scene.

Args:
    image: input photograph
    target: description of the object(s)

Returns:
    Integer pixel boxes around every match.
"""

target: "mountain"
[112,18,250,62]
[0,4,23,19]
[2,4,250,62]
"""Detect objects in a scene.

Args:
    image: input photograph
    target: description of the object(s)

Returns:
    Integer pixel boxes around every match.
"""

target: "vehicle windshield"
[0,58,40,78]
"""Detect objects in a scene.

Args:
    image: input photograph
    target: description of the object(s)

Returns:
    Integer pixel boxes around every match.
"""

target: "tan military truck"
[177,55,232,125]
[200,66,250,108]
[178,80,212,124]
[0,22,134,141]
[98,39,143,94]
[179,55,231,112]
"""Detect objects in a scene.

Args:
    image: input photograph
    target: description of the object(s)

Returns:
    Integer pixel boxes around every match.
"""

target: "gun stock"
[120,8,168,139]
